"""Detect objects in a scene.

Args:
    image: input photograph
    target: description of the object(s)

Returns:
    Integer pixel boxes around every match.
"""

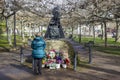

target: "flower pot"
[56,63,60,69]
[42,64,45,68]
[62,64,67,68]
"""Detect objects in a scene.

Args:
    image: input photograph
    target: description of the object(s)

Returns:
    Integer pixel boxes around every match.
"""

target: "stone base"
[45,39,69,58]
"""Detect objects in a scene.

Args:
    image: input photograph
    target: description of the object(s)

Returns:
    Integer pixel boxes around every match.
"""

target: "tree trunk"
[5,17,9,41]
[27,23,31,38]
[77,24,80,35]
[89,26,92,37]
[13,12,16,47]
[8,28,12,45]
[84,26,87,37]
[115,20,119,42]
[101,22,104,40]
[20,21,22,37]
[79,24,82,43]
[103,21,107,47]
[71,27,74,38]
[38,25,40,32]
[8,19,12,45]
[31,24,34,37]
[93,25,95,42]
[5,17,12,45]
[22,25,25,42]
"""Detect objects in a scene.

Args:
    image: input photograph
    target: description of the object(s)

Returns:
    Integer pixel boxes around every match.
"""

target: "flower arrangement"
[47,49,56,59]
[56,56,62,64]
[64,58,70,66]
[43,49,70,69]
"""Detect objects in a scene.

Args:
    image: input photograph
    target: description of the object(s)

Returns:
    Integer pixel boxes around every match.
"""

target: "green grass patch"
[94,46,120,55]
[0,36,10,50]
[73,36,120,55]
[0,35,28,50]
[74,37,119,44]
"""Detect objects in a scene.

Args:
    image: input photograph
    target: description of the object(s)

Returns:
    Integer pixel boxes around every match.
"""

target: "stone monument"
[42,6,71,69]
[24,7,73,69]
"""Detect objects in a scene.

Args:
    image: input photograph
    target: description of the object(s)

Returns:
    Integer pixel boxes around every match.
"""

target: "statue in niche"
[44,6,64,39]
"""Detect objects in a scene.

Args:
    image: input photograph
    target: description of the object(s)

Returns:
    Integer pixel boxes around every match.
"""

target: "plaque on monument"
[44,6,65,39]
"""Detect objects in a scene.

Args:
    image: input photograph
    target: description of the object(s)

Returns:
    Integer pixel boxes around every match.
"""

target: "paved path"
[0,52,95,80]
[0,39,120,80]
[66,39,120,80]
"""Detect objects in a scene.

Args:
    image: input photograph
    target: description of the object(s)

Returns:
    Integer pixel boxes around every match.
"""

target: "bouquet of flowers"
[56,56,62,64]
[48,49,56,59]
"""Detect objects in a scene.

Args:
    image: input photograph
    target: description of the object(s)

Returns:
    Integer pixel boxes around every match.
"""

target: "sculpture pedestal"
[46,40,69,56]
[44,39,70,69]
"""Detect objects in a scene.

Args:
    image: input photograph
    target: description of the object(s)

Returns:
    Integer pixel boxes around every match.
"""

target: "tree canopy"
[0,0,119,26]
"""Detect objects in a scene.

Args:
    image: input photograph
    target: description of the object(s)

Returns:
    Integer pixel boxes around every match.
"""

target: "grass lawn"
[94,46,120,55]
[0,35,10,49]
[73,36,120,55]
[0,34,27,50]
